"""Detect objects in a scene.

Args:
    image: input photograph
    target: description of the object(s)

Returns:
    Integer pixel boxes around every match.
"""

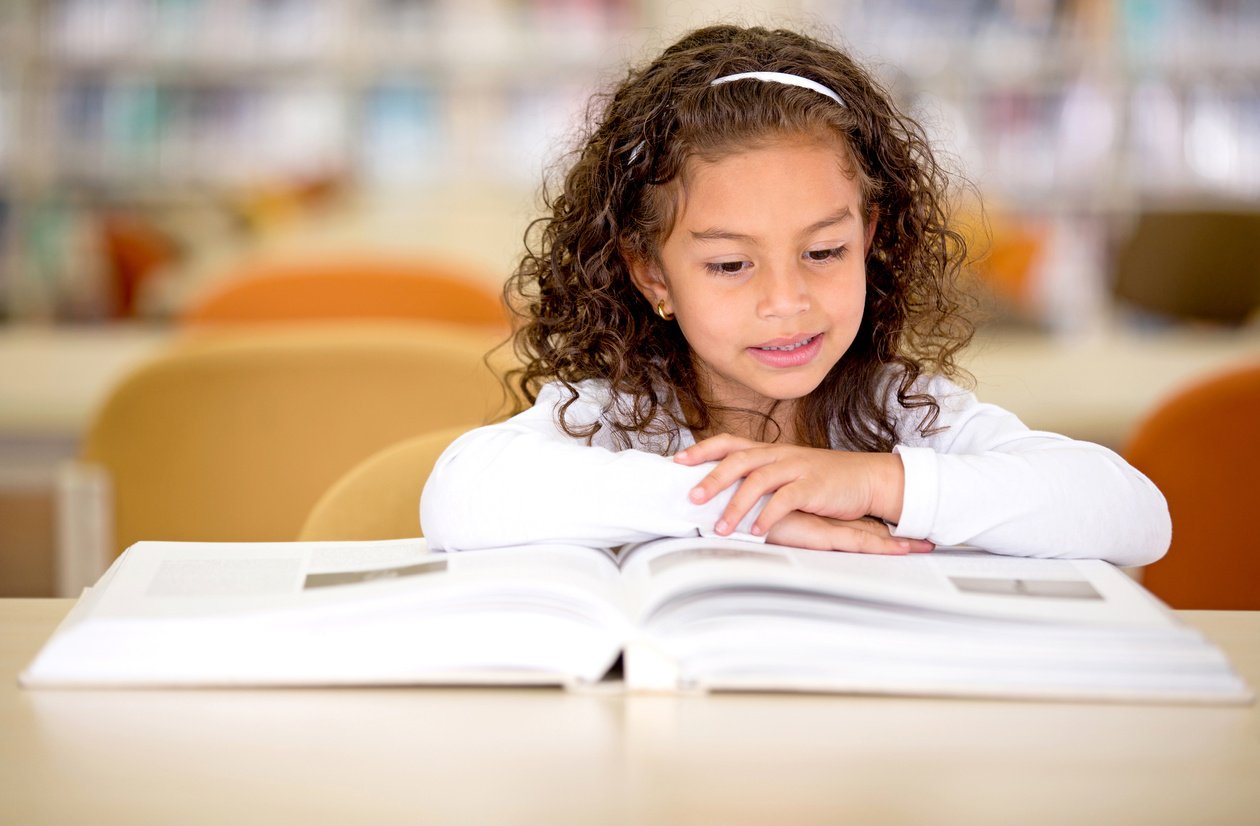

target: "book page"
[618,537,1175,629]
[617,538,1250,702]
[23,539,629,688]
[81,539,623,619]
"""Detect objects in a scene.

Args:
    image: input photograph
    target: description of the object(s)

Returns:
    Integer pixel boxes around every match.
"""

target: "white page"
[617,539,1251,702]
[22,539,629,688]
[619,538,1177,629]
[82,539,623,619]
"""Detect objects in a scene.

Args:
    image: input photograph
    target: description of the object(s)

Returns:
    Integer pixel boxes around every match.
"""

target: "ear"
[627,255,670,308]
[863,205,879,254]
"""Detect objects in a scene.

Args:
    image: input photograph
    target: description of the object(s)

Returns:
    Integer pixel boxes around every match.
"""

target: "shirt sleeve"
[420,382,767,551]
[888,375,1171,568]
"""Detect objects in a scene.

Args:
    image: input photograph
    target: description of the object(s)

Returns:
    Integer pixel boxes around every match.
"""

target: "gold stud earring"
[655,300,674,321]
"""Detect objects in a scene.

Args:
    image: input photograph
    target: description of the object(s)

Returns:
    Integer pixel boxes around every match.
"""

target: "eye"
[705,260,751,276]
[805,246,847,263]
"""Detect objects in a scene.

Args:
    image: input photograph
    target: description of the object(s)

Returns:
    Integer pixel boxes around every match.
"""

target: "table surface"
[2,600,1257,825]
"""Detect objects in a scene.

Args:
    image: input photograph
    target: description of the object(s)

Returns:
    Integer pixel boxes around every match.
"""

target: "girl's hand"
[764,512,933,554]
[675,434,908,538]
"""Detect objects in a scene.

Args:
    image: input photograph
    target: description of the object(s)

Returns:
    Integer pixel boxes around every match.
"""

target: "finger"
[688,448,783,505]
[840,516,934,552]
[838,517,892,538]
[772,522,912,554]
[674,433,760,465]
[835,527,914,555]
[715,466,804,535]
[845,518,933,552]
[841,528,932,554]
[745,485,808,536]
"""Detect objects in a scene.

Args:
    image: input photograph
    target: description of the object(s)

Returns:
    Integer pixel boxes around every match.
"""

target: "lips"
[747,333,824,368]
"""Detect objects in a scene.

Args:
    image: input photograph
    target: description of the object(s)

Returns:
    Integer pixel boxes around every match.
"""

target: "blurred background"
[1,0,1259,596]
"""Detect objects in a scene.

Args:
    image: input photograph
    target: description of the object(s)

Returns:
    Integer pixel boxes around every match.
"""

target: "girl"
[420,25,1170,567]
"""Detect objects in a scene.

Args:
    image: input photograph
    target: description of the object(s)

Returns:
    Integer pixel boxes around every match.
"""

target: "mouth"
[754,335,819,352]
[747,333,824,368]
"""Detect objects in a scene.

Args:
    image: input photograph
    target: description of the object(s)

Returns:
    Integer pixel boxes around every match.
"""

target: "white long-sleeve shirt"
[420,376,1171,567]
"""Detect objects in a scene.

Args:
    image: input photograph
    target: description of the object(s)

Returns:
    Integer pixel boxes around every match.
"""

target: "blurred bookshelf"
[0,0,1257,328]
[807,0,1260,332]
[811,0,1260,210]
[0,0,648,323]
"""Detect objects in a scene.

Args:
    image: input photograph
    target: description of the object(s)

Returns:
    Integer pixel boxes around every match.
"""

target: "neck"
[686,361,802,444]
[695,400,800,445]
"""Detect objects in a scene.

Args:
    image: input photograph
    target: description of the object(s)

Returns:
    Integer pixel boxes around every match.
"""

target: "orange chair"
[1124,361,1260,609]
[179,256,509,329]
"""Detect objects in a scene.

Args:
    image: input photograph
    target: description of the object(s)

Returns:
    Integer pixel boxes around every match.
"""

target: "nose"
[756,260,810,319]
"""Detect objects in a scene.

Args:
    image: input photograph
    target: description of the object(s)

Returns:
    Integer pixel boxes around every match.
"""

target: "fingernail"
[689,487,705,503]
[715,520,729,534]
[751,523,764,536]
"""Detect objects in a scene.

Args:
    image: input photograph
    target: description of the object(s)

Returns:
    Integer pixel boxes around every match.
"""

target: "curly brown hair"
[504,24,975,452]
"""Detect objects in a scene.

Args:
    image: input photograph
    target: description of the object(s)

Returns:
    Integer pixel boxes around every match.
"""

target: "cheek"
[827,269,868,317]
[672,301,738,360]
[674,312,721,352]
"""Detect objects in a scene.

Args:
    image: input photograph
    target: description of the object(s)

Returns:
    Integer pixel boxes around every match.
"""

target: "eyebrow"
[690,207,855,244]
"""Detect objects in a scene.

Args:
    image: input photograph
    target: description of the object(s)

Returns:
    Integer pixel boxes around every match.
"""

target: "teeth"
[759,336,814,352]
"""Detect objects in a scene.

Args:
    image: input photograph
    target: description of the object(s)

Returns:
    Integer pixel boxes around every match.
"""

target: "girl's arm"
[421,381,921,553]
[890,375,1171,566]
[680,375,1171,567]
[419,381,761,551]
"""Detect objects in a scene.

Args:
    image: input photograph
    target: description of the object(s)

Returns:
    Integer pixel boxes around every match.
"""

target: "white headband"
[710,71,846,107]
[627,71,845,163]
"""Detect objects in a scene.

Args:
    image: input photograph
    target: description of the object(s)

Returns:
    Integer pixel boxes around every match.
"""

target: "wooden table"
[2,600,1257,824]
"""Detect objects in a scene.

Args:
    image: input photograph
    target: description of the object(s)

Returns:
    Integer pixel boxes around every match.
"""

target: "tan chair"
[61,323,511,586]
[178,255,509,330]
[1125,361,1260,609]
[298,425,472,542]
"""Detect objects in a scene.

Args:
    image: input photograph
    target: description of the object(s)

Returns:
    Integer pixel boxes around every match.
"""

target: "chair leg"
[55,462,113,596]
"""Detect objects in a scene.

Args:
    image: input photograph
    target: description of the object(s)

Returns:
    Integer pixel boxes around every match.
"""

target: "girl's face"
[631,136,875,424]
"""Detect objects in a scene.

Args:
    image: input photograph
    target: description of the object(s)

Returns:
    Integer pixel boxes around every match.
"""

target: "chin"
[757,375,828,402]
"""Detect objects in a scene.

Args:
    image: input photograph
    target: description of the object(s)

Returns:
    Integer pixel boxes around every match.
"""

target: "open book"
[21,536,1253,704]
